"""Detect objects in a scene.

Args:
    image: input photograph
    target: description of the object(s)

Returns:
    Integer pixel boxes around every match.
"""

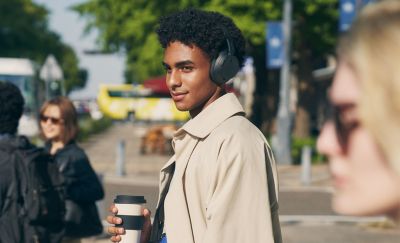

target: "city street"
[81,122,400,243]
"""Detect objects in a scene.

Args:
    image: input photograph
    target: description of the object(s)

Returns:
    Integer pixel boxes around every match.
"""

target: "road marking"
[279,186,334,193]
[280,215,388,225]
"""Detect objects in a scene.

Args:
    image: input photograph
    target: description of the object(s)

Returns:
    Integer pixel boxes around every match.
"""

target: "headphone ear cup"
[210,51,240,85]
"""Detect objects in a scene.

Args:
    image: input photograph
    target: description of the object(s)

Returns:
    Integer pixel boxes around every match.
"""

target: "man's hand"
[141,208,152,243]
[107,204,124,242]
[106,204,152,243]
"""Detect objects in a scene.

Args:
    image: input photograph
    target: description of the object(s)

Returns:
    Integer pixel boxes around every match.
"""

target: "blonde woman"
[40,97,104,242]
[317,0,400,221]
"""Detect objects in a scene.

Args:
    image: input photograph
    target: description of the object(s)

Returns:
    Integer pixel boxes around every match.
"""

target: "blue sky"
[33,0,125,100]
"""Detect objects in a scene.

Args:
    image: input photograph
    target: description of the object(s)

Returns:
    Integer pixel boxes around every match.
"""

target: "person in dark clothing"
[0,82,64,243]
[39,97,104,243]
[0,82,24,226]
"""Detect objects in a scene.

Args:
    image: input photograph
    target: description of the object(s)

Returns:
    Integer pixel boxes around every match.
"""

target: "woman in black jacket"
[40,97,104,243]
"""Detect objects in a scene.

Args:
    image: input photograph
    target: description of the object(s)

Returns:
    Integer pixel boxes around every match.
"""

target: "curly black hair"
[156,8,245,66]
[0,82,25,135]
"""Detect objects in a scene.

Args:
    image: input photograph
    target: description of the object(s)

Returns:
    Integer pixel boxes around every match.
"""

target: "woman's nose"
[317,122,342,157]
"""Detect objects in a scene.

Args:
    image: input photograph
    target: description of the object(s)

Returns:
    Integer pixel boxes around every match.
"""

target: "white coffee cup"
[114,195,147,243]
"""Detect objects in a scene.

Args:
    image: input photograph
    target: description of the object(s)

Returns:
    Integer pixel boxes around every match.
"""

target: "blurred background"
[1,0,399,242]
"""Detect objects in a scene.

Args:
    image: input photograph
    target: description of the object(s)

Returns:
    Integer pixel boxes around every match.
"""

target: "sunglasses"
[40,115,63,125]
[330,104,360,150]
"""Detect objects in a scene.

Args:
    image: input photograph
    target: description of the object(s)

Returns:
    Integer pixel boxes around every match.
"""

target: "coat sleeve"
[201,133,277,243]
[61,150,104,202]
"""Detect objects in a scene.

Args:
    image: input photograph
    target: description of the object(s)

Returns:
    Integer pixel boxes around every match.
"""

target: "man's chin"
[174,104,189,112]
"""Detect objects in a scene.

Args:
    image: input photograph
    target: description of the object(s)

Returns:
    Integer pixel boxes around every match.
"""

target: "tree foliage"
[0,0,87,94]
[73,0,339,136]
[73,0,337,80]
[73,0,282,82]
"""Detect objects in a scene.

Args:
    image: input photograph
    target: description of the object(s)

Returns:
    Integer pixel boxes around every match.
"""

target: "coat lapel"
[164,135,199,243]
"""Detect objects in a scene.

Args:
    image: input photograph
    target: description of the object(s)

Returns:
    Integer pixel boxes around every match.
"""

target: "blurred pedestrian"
[0,82,65,243]
[107,8,281,243]
[317,0,400,222]
[40,97,104,242]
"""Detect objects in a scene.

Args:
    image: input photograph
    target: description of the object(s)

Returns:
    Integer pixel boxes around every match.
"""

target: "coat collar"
[44,140,77,156]
[176,93,245,139]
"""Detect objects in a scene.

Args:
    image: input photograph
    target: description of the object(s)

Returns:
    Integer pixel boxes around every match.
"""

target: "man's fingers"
[110,235,122,242]
[109,204,118,214]
[143,208,151,217]
[107,203,123,242]
[108,226,125,235]
[107,215,122,225]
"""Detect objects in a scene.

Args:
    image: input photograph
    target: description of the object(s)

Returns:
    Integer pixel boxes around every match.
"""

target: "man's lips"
[171,92,187,102]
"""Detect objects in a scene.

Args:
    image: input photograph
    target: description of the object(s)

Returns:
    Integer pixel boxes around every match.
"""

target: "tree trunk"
[249,45,279,137]
[293,40,319,139]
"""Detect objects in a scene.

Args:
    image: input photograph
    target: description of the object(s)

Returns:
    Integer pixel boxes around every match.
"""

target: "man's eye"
[164,66,172,73]
[181,66,193,72]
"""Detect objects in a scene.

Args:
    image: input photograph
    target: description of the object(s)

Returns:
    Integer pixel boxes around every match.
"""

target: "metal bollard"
[301,145,312,186]
[116,140,126,176]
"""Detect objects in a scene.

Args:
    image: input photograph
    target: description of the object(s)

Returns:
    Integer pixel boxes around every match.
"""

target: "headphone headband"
[226,38,235,56]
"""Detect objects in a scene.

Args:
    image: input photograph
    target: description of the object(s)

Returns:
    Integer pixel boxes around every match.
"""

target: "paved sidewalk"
[81,122,333,188]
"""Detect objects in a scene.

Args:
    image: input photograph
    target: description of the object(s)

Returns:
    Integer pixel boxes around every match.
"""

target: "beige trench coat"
[157,93,280,243]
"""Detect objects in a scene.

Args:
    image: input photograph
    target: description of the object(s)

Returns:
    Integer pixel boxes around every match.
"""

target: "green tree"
[73,0,338,136]
[292,0,338,138]
[0,0,87,94]
[72,1,282,82]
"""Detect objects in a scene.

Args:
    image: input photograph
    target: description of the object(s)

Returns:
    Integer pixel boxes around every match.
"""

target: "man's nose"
[167,70,182,89]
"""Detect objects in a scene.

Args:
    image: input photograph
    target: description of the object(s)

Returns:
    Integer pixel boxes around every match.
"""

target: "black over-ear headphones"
[210,38,240,85]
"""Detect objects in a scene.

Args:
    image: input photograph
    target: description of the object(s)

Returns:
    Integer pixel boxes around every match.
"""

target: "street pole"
[275,0,292,164]
[46,63,52,100]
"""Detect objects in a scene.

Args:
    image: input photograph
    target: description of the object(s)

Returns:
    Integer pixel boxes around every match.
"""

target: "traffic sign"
[40,54,63,82]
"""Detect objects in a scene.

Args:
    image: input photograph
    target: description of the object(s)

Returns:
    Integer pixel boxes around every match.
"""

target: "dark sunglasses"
[326,104,360,150]
[40,115,63,125]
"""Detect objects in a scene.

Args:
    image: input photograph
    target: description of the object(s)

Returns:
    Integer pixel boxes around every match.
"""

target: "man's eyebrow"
[175,60,194,67]
[162,61,170,68]
[162,60,194,68]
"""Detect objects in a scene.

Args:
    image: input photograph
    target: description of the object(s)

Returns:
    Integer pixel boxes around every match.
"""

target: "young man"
[108,8,281,243]
[0,82,65,243]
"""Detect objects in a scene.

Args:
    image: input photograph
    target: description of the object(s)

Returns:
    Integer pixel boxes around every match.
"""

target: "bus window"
[0,58,39,137]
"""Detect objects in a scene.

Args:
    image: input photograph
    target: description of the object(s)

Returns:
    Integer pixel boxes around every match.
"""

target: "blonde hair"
[338,0,400,174]
[40,96,79,144]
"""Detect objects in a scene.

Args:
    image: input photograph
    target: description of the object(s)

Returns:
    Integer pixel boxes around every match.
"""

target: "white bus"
[0,58,40,137]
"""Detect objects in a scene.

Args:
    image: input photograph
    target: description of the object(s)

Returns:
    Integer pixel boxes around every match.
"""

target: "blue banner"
[339,0,357,32]
[266,22,284,69]
[339,0,376,32]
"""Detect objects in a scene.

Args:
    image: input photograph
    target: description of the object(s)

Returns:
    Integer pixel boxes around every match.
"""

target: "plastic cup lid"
[114,195,146,204]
